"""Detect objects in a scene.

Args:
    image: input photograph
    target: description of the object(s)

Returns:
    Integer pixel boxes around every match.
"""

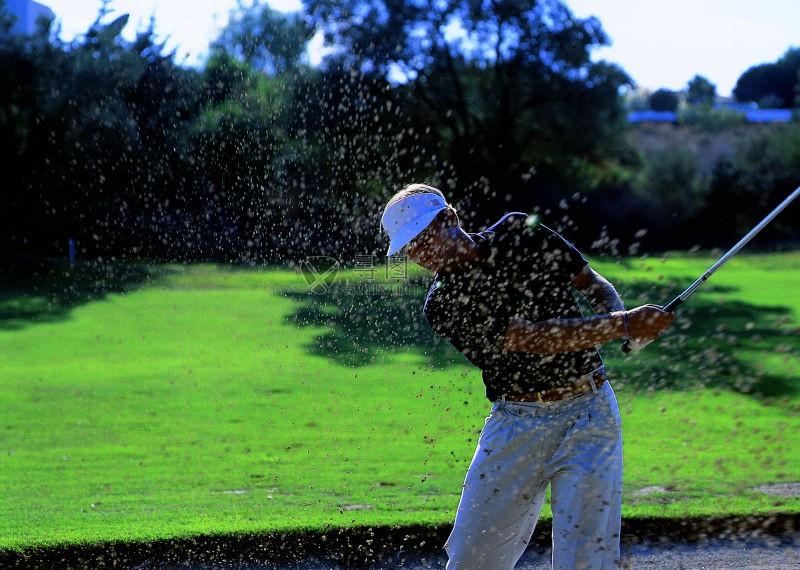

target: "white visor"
[381,193,449,256]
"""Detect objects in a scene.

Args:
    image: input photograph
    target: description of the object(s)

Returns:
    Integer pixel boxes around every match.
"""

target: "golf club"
[622,184,800,353]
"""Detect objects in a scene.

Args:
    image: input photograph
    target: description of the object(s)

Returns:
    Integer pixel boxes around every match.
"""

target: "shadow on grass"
[0,255,156,331]
[606,280,799,397]
[284,277,799,398]
[283,275,465,369]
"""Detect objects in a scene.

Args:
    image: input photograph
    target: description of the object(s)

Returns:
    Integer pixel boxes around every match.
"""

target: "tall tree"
[649,88,679,112]
[306,0,633,226]
[210,1,314,75]
[734,47,800,108]
[206,3,407,260]
[0,3,206,259]
[686,74,716,107]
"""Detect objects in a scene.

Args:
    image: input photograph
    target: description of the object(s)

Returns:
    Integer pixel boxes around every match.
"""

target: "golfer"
[381,184,675,570]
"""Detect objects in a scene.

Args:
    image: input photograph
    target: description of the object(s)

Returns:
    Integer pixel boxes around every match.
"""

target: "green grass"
[0,254,798,552]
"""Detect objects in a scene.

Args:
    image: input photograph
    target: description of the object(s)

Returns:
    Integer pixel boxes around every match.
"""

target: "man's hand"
[625,304,676,340]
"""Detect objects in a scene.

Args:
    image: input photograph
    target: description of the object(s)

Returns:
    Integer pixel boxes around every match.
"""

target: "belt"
[505,371,606,403]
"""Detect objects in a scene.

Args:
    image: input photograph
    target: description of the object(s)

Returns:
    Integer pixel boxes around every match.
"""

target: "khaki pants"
[445,382,623,570]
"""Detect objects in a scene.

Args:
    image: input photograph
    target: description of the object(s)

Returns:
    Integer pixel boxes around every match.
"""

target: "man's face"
[405,214,460,271]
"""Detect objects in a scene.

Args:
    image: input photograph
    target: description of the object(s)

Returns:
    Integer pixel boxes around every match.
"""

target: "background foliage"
[1,0,799,266]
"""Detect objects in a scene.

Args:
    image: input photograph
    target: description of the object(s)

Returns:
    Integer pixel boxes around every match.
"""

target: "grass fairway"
[0,254,798,552]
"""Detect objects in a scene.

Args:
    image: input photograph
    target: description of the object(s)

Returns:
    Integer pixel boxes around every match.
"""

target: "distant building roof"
[745,109,793,123]
[628,110,677,123]
[627,108,793,124]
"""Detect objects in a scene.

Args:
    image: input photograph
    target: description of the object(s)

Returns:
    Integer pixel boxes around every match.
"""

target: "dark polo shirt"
[424,213,603,401]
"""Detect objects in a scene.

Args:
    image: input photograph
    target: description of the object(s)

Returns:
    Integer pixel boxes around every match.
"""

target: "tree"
[0,3,208,260]
[649,88,679,112]
[733,47,800,108]
[206,2,409,260]
[797,66,800,108]
[703,126,800,246]
[686,74,716,107]
[209,1,314,75]
[306,0,634,227]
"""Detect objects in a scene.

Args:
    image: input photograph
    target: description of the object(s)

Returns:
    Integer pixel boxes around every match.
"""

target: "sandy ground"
[397,539,800,570]
[148,533,800,570]
[158,538,800,569]
[4,515,798,569]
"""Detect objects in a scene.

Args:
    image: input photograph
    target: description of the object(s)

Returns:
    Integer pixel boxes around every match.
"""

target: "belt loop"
[589,365,605,393]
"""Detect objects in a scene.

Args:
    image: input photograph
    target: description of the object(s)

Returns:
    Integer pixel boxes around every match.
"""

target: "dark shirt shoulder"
[484,213,587,283]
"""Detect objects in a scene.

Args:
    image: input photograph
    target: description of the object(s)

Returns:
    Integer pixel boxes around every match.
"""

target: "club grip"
[620,337,654,353]
[620,299,681,354]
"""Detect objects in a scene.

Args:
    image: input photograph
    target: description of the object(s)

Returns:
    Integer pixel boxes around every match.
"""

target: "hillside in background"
[629,122,786,176]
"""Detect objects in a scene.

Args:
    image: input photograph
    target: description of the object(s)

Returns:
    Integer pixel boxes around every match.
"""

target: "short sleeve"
[535,225,588,281]
[492,215,587,284]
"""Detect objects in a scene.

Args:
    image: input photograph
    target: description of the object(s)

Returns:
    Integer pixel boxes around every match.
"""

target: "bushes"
[1,4,798,265]
[702,125,800,246]
[624,122,800,250]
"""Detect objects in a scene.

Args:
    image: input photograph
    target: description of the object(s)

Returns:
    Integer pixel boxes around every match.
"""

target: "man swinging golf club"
[381,183,675,570]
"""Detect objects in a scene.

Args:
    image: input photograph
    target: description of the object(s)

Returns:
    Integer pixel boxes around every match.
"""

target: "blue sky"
[567,0,800,97]
[41,0,800,97]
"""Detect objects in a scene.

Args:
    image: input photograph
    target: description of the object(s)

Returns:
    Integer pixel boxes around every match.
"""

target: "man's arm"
[503,266,675,354]
[571,265,624,314]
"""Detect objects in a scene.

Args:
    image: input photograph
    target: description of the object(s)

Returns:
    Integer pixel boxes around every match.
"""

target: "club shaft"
[621,184,800,353]
[671,184,800,306]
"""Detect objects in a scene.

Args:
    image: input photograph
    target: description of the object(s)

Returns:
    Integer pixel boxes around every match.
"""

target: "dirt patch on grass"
[751,482,800,498]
